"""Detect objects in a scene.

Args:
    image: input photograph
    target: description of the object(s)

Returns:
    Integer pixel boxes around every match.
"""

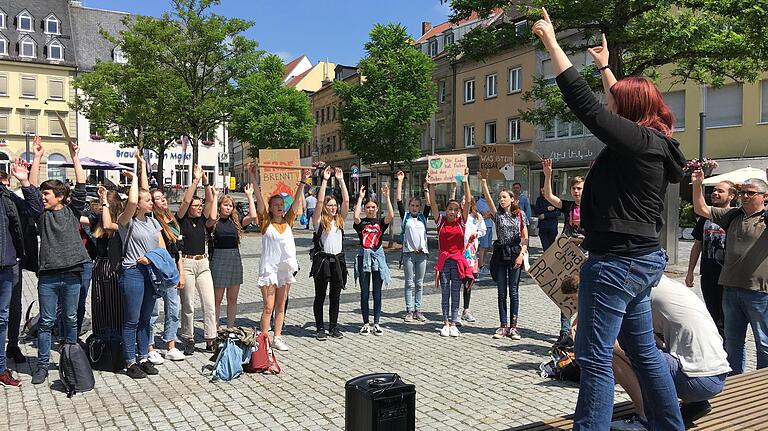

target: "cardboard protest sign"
[54,112,73,145]
[527,235,587,318]
[427,154,467,184]
[258,149,301,210]
[479,145,516,181]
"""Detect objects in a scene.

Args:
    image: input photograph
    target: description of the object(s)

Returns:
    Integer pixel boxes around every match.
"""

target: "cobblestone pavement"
[1,217,756,430]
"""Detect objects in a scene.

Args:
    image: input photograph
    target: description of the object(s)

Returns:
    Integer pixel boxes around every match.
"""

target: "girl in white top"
[309,166,350,340]
[249,162,309,351]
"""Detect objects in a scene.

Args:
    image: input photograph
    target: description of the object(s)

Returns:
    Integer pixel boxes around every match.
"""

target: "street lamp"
[699,85,706,161]
[24,104,30,163]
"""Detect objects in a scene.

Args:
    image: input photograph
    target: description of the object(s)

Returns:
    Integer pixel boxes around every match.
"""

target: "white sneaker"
[449,326,460,337]
[272,336,289,351]
[373,324,383,336]
[147,350,165,365]
[439,325,450,337]
[165,348,186,361]
[359,323,371,335]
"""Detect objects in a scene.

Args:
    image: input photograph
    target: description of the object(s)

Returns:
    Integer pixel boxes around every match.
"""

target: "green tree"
[335,23,437,171]
[448,0,768,125]
[229,54,314,157]
[71,58,187,187]
[119,0,263,165]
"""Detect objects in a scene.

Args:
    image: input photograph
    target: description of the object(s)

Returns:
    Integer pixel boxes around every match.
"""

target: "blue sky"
[84,0,453,66]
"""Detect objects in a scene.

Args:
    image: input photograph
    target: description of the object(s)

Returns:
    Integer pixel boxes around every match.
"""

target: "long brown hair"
[320,195,344,232]
[151,190,179,243]
[497,189,520,216]
[211,195,243,243]
[464,196,479,220]
[92,191,124,238]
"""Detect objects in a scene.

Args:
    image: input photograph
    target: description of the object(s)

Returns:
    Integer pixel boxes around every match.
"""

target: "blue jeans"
[77,260,94,334]
[0,266,15,372]
[495,263,521,327]
[359,269,383,325]
[120,266,157,364]
[662,351,726,402]
[403,252,427,312]
[149,284,180,344]
[306,208,314,229]
[722,286,768,374]
[573,249,684,430]
[439,259,461,323]
[37,272,81,366]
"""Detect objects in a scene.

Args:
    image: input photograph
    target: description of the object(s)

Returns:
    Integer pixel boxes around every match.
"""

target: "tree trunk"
[157,145,167,191]
[192,136,200,168]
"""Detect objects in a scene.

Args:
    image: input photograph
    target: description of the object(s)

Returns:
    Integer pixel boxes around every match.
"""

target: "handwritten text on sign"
[527,235,587,318]
[478,145,515,181]
[427,154,467,184]
[258,149,300,207]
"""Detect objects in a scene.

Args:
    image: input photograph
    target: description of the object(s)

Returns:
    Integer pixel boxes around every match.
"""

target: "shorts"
[479,226,493,249]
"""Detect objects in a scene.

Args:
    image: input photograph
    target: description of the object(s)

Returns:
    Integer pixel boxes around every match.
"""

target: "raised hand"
[532,8,556,47]
[244,183,254,197]
[212,187,220,198]
[587,34,609,68]
[33,136,44,159]
[97,185,108,201]
[358,185,366,200]
[193,164,203,181]
[322,166,332,181]
[10,158,29,182]
[68,140,80,157]
[396,170,405,182]
[381,183,390,196]
[300,169,311,185]
[542,158,553,177]
[334,167,344,180]
[691,169,704,187]
[121,170,135,181]
[477,169,485,183]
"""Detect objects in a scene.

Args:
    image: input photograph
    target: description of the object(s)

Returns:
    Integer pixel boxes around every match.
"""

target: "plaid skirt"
[210,248,244,288]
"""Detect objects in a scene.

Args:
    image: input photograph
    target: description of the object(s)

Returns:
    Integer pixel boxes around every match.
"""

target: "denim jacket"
[145,248,180,291]
[354,246,391,287]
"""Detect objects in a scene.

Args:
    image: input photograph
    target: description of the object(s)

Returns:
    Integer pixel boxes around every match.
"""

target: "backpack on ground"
[85,331,124,372]
[22,300,39,340]
[59,343,95,398]
[539,334,580,383]
[202,336,248,382]
[244,332,281,374]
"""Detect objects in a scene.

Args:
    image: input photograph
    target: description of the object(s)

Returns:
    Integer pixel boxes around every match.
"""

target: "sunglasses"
[738,191,762,198]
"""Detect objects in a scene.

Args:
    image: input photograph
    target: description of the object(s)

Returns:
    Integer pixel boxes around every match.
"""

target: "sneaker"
[680,400,712,425]
[183,341,195,356]
[5,344,26,364]
[449,326,460,337]
[31,366,48,385]
[403,312,414,322]
[414,311,427,322]
[329,327,344,338]
[205,342,216,353]
[147,350,165,365]
[272,336,289,351]
[508,328,522,340]
[462,309,477,323]
[316,329,328,341]
[455,316,463,327]
[125,363,147,380]
[359,323,371,335]
[373,324,383,336]
[165,348,186,361]
[139,360,159,375]
[493,327,509,339]
[480,265,491,275]
[610,415,648,431]
[439,325,450,337]
[0,369,21,387]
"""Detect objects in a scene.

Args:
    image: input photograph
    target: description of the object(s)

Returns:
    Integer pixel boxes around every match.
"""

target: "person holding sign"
[533,8,687,429]
[449,183,486,323]
[248,162,309,352]
[395,171,430,323]
[479,172,528,341]
[353,184,394,336]
[428,169,472,337]
[310,166,350,341]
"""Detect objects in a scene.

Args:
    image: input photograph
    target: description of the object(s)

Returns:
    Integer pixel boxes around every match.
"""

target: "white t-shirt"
[651,276,731,377]
[306,195,317,210]
[321,220,343,254]
[403,215,428,254]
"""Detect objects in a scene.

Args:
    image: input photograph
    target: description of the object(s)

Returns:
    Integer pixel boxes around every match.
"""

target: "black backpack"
[85,331,124,373]
[59,343,95,398]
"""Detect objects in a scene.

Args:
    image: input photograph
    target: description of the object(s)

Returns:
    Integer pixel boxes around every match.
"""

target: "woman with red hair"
[533,8,687,430]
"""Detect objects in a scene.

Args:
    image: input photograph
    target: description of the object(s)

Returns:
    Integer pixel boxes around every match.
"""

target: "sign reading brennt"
[258,149,300,208]
[426,154,467,184]
[527,235,586,318]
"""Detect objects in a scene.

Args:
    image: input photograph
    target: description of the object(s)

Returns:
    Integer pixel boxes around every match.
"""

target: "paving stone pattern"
[0,217,756,430]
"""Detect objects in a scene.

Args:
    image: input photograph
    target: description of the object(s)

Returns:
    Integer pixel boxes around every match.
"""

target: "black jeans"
[313,267,344,331]
[701,264,725,339]
[7,264,22,348]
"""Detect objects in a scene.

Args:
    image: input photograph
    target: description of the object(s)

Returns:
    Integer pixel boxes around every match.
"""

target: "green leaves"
[336,23,437,169]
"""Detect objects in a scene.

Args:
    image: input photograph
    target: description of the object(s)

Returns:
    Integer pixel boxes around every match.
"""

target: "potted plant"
[686,158,718,177]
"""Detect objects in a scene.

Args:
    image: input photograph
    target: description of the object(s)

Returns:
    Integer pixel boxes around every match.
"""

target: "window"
[541,59,555,85]
[22,114,37,134]
[202,165,215,183]
[761,81,768,123]
[174,164,189,186]
[48,114,64,136]
[315,110,319,124]
[321,108,325,123]
[45,15,60,35]
[49,79,64,100]
[484,121,497,144]
[463,124,475,147]
[508,118,521,142]
[47,40,63,61]
[486,74,497,98]
[332,135,337,151]
[0,37,6,55]
[663,91,685,130]
[542,117,588,139]
[515,21,527,36]
[17,11,32,32]
[0,153,8,174]
[464,79,475,103]
[444,33,454,47]
[326,106,330,122]
[20,37,35,58]
[0,11,5,29]
[0,74,6,96]
[47,153,67,183]
[705,84,742,128]
[332,106,336,120]
[509,67,522,93]
[429,39,438,57]
[113,46,127,64]
[438,79,446,103]
[21,76,36,98]
[0,114,7,133]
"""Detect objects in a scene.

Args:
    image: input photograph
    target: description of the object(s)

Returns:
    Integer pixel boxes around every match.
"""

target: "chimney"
[422,21,433,35]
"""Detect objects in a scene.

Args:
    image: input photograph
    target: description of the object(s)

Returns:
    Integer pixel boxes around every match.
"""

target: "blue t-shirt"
[476,198,494,228]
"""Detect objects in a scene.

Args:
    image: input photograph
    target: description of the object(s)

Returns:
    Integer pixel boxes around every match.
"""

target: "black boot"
[5,344,26,364]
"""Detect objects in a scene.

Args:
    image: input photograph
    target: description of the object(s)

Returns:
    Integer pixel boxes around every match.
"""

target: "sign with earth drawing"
[427,154,468,184]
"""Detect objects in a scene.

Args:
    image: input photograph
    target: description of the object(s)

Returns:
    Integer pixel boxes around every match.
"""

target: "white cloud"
[273,51,295,63]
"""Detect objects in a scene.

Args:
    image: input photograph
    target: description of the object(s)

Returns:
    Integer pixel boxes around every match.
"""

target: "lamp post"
[24,104,30,163]
[699,85,706,161]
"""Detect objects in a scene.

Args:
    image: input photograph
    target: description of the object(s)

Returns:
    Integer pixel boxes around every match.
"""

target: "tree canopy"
[335,23,437,170]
